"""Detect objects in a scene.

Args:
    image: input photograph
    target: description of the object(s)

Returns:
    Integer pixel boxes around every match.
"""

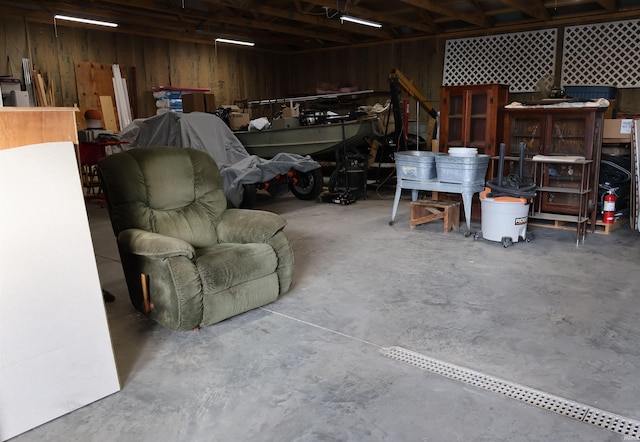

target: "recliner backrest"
[98,147,228,247]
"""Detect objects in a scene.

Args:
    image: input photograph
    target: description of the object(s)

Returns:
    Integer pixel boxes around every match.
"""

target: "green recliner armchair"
[98,147,293,331]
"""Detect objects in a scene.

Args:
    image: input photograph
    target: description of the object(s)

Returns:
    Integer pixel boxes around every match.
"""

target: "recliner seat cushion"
[195,243,277,294]
[201,275,279,327]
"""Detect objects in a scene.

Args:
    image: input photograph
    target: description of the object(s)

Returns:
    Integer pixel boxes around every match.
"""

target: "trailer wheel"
[289,168,323,200]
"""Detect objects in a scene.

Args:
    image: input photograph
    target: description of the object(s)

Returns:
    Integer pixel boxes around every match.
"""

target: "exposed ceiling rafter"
[498,0,550,20]
[0,0,637,52]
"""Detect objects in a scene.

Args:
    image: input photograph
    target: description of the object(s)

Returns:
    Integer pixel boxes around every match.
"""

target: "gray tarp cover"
[117,112,321,206]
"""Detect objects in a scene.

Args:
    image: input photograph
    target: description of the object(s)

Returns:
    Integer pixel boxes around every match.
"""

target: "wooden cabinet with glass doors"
[439,84,510,157]
[438,84,509,220]
[503,106,606,230]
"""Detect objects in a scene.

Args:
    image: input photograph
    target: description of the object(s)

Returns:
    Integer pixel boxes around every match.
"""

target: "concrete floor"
[11,187,640,442]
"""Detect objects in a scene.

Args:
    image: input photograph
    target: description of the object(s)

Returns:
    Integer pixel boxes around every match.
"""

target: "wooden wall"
[0,17,444,126]
[289,40,444,108]
[0,18,291,125]
[288,40,444,136]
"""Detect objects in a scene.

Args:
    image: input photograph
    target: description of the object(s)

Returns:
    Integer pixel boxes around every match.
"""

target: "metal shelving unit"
[530,156,593,244]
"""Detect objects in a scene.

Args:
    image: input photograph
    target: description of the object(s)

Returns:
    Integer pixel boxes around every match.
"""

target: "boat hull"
[235,119,375,159]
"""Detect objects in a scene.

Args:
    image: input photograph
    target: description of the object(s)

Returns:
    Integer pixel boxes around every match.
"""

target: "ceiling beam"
[0,4,318,50]
[0,6,286,49]
[542,0,616,8]
[300,0,439,34]
[101,0,359,44]
[592,0,617,12]
[217,1,387,39]
[213,12,353,44]
[3,0,639,54]
[498,0,550,20]
[397,0,491,28]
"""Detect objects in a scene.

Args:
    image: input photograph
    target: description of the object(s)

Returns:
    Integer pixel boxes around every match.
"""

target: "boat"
[234,116,378,159]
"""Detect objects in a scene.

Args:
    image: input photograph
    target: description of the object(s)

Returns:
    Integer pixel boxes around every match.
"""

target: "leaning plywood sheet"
[99,95,119,132]
[75,62,126,130]
[0,142,120,441]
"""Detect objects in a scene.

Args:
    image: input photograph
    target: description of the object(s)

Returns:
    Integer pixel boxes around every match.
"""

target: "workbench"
[390,178,485,232]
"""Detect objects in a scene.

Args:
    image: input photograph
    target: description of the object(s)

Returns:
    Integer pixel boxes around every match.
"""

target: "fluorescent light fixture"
[215,38,255,47]
[340,15,382,28]
[54,14,118,28]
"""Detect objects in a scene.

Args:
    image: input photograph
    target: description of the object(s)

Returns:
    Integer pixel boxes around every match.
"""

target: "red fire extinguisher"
[603,189,616,224]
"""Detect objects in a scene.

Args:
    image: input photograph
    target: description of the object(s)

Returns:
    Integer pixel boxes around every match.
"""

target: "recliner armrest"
[217,209,287,243]
[118,228,196,259]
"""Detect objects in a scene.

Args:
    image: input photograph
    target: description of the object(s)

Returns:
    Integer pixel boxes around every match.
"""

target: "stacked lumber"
[31,70,55,107]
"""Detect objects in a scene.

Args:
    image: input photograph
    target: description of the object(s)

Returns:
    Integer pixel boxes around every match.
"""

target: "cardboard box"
[229,112,250,130]
[182,93,205,113]
[221,104,241,112]
[203,93,216,113]
[7,90,29,107]
[604,99,616,119]
[271,117,301,130]
[282,107,299,118]
[603,119,632,143]
[0,78,21,95]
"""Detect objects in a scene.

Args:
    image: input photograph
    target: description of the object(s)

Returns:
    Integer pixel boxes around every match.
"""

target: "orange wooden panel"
[0,108,79,150]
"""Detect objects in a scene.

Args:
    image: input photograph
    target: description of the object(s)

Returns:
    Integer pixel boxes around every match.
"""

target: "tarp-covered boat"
[115,111,323,207]
[234,117,377,159]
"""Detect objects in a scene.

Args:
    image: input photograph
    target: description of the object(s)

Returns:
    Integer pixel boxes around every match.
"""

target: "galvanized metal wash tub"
[395,151,441,181]
[435,154,490,184]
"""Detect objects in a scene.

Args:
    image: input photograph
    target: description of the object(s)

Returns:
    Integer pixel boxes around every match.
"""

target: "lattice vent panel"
[443,30,557,93]
[562,20,640,88]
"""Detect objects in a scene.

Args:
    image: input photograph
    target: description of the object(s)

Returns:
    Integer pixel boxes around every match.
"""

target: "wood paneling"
[0,107,79,149]
[53,28,79,108]
[2,17,440,123]
[288,40,442,136]
[0,19,28,77]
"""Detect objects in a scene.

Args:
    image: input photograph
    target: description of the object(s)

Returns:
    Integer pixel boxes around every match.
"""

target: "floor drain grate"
[383,346,640,438]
